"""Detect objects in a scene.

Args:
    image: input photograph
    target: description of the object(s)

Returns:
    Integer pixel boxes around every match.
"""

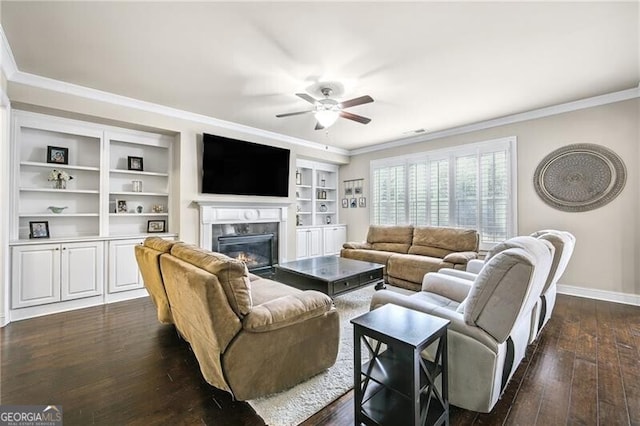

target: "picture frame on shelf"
[116,199,128,213]
[29,221,50,239]
[342,198,348,208]
[147,219,166,233]
[359,197,367,207]
[46,146,69,165]
[128,156,144,171]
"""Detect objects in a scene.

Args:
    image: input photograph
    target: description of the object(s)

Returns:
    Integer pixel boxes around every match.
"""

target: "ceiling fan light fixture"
[314,109,339,128]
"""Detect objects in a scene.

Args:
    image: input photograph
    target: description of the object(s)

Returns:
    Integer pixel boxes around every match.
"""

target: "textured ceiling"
[2,1,639,151]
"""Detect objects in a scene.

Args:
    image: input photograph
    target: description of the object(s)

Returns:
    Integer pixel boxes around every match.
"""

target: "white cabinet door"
[323,226,347,255]
[11,244,61,308]
[308,228,323,257]
[61,241,104,300]
[296,229,309,259]
[108,239,144,293]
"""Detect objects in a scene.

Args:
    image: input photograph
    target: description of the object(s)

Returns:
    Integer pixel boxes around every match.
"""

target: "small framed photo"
[350,198,357,208]
[47,146,69,165]
[128,156,144,171]
[341,198,348,208]
[116,199,128,213]
[147,220,166,233]
[29,221,50,239]
[359,197,367,207]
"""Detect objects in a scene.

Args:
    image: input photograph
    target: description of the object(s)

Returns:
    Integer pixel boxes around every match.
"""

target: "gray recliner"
[439,230,575,342]
[370,236,552,413]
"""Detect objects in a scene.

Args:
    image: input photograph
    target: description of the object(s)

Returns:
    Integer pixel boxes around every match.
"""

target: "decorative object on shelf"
[136,205,143,213]
[296,191,300,198]
[319,204,327,212]
[47,206,68,214]
[296,205,301,212]
[48,169,73,189]
[128,156,144,171]
[116,199,128,213]
[319,173,326,187]
[326,215,332,224]
[359,197,366,207]
[350,198,357,208]
[295,169,302,185]
[46,145,68,165]
[296,215,302,226]
[317,190,327,200]
[151,204,164,213]
[29,221,50,239]
[132,180,143,192]
[533,143,627,212]
[147,219,166,233]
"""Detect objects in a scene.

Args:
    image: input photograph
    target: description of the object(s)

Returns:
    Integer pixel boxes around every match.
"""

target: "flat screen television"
[202,133,290,197]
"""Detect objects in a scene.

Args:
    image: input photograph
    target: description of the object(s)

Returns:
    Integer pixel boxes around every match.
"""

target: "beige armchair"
[370,236,552,412]
[136,240,340,401]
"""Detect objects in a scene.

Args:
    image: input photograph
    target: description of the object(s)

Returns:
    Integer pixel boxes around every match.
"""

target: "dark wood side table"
[351,304,450,426]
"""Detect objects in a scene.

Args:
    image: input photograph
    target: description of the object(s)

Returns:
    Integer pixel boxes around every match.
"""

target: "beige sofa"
[341,225,479,291]
[135,237,340,400]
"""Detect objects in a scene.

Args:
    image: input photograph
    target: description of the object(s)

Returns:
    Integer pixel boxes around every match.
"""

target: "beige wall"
[340,99,640,297]
[6,82,349,259]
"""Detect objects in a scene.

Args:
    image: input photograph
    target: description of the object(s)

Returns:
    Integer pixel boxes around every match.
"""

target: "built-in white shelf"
[297,198,312,201]
[297,212,312,215]
[109,213,169,217]
[109,169,169,177]
[20,161,101,172]
[110,191,168,197]
[19,213,100,218]
[296,185,312,189]
[20,188,100,194]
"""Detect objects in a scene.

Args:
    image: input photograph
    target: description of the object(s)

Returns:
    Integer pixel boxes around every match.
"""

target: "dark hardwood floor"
[1,294,638,425]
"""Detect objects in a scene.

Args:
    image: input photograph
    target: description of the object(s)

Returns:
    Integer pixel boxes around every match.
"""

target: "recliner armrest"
[437,269,477,281]
[242,291,333,332]
[422,273,473,302]
[343,241,372,250]
[443,251,478,264]
[466,259,485,274]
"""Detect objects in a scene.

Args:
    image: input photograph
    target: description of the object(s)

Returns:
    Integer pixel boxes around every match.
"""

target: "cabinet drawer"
[332,276,360,295]
[359,269,383,284]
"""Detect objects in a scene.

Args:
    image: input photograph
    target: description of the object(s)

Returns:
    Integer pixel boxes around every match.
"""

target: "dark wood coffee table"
[275,256,384,297]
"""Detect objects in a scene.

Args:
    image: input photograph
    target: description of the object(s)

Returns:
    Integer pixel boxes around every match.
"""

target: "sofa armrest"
[242,291,333,332]
[343,241,372,250]
[443,251,477,265]
[422,273,473,302]
[466,259,485,274]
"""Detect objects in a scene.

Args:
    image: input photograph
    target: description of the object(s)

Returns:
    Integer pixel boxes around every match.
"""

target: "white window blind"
[370,137,516,248]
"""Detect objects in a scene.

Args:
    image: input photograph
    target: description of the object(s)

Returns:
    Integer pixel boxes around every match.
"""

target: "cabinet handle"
[344,281,349,286]
[62,247,67,250]
[54,248,59,251]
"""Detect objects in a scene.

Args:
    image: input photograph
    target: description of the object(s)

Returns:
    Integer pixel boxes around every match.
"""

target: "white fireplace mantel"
[196,201,290,261]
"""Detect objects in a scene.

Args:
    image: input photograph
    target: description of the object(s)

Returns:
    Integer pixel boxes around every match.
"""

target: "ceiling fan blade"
[296,93,318,104]
[340,111,371,124]
[276,110,313,118]
[339,95,374,109]
[315,122,325,130]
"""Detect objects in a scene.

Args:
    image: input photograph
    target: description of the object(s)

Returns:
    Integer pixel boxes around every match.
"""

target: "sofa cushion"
[170,243,252,317]
[250,277,302,306]
[409,226,479,257]
[341,248,396,267]
[387,253,446,284]
[367,225,413,253]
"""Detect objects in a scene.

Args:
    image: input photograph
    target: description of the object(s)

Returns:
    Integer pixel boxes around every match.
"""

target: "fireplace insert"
[217,233,276,274]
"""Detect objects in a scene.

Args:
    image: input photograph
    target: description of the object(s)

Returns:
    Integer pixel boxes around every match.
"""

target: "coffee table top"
[276,256,383,283]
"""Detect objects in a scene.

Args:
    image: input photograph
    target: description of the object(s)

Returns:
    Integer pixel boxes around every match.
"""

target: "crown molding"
[349,85,640,156]
[0,25,17,80]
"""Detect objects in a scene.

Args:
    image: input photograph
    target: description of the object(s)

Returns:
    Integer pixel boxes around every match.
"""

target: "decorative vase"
[53,178,66,190]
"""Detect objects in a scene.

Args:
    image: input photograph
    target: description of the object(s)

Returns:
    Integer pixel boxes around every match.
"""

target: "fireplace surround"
[197,202,290,265]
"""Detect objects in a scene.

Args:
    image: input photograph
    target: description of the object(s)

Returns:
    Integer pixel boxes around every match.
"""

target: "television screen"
[202,133,290,197]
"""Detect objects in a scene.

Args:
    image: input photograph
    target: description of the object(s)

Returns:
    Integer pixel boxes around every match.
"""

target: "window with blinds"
[370,137,516,248]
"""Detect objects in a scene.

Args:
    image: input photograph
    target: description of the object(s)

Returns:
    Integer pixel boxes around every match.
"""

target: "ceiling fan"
[276,88,374,130]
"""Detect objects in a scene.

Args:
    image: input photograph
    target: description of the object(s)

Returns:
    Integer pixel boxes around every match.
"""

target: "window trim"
[370,136,517,250]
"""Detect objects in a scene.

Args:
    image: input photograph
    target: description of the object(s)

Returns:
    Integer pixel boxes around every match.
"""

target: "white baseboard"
[0,314,7,327]
[557,284,640,306]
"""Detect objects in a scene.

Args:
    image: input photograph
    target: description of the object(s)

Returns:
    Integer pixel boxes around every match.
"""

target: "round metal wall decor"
[533,143,626,212]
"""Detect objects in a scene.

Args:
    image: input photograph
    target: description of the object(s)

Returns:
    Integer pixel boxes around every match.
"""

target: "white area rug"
[248,285,377,426]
